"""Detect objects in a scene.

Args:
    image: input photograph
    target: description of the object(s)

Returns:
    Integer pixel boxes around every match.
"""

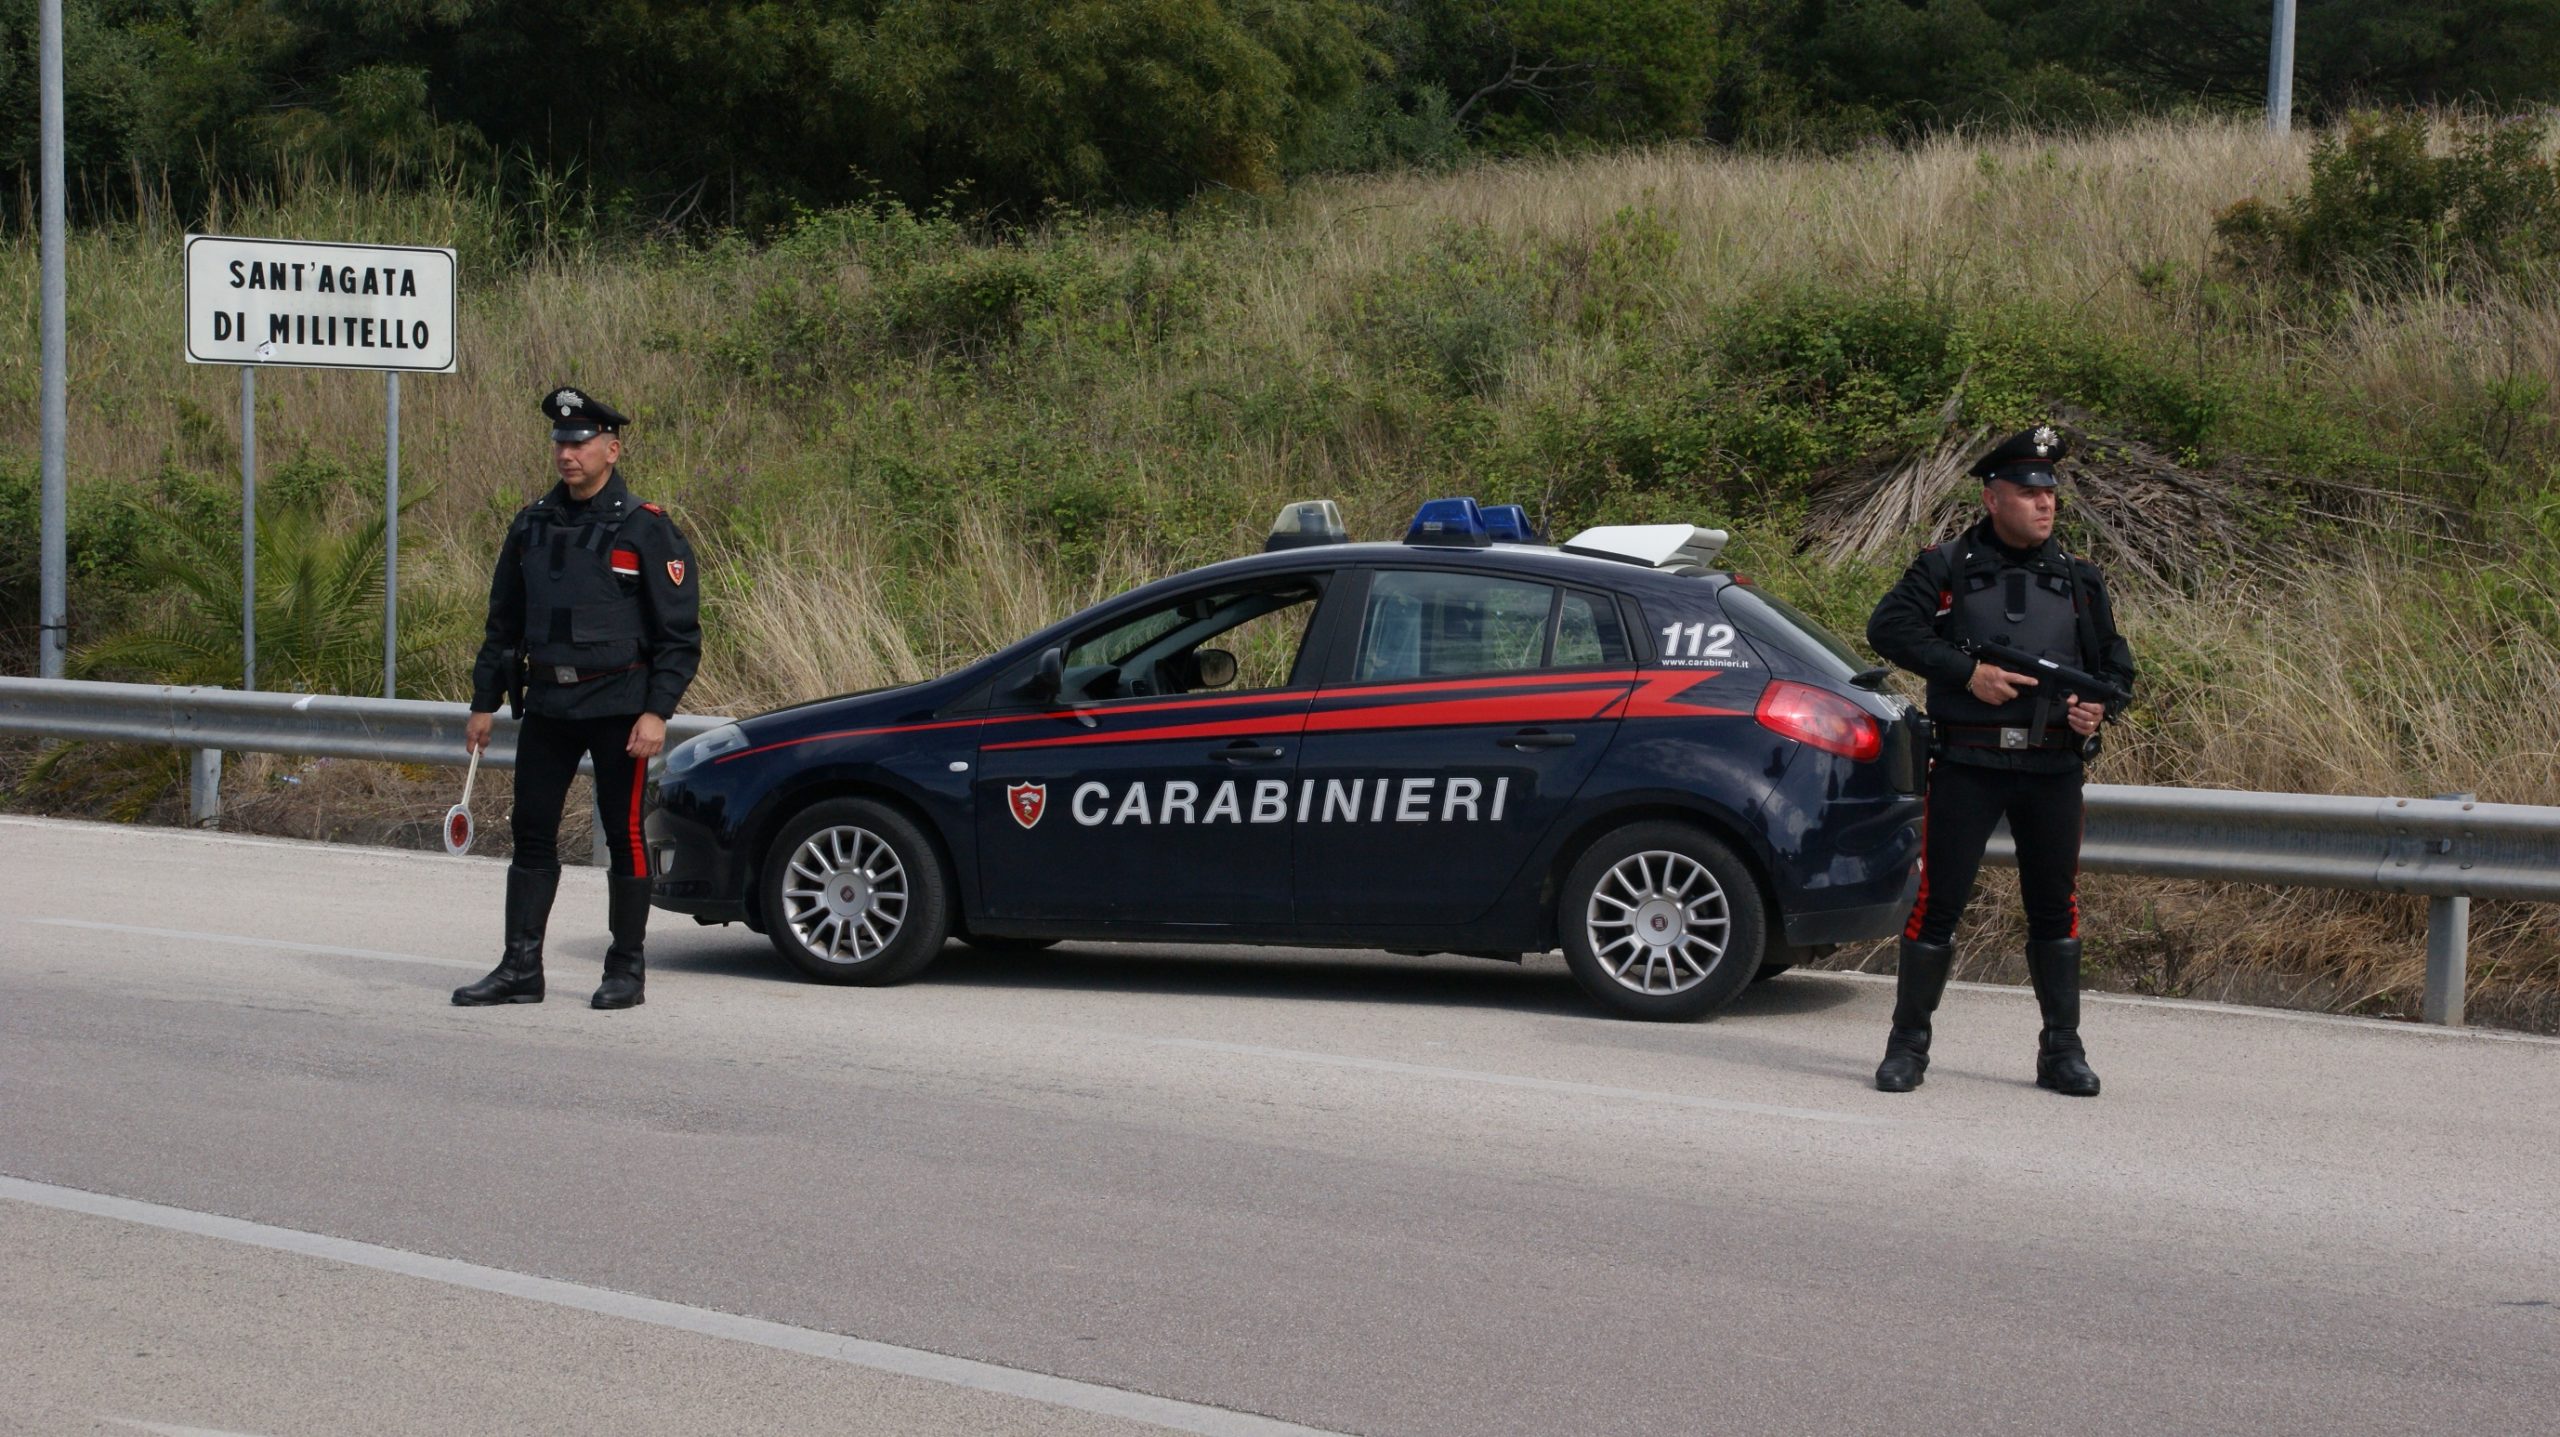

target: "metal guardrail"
[1986,784,2553,1026]
[5,677,2554,1023]
[0,678,725,868]
[2005,784,2560,904]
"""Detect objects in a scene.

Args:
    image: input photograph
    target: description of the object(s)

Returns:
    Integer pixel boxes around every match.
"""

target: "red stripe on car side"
[1312,669,1637,702]
[1300,689,1628,735]
[984,712,1313,752]
[1610,669,1749,719]
[983,687,1635,752]
[715,673,1637,764]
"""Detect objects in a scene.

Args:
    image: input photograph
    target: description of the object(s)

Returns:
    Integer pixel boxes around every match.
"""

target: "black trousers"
[1904,760,2084,945]
[511,712,649,879]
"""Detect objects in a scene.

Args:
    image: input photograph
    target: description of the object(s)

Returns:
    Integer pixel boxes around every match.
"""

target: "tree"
[1373,0,1727,147]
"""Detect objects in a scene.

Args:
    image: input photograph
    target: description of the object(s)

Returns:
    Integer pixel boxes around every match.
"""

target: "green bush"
[1344,224,1554,396]
[879,248,1080,359]
[2213,111,2560,295]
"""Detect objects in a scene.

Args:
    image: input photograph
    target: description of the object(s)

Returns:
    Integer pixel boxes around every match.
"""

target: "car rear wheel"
[761,798,952,985]
[1560,822,1766,1021]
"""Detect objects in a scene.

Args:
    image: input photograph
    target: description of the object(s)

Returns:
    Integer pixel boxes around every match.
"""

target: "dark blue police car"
[647,499,1926,1020]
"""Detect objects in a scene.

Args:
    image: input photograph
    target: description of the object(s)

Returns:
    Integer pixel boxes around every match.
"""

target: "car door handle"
[1499,728,1576,750]
[1210,743,1286,763]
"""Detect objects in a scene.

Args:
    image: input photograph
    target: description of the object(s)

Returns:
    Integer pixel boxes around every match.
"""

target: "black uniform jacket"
[469,470,702,721]
[1865,518,2135,773]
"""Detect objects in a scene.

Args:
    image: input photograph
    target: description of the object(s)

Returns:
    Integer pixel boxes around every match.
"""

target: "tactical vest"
[1926,538,2092,729]
[517,500,645,678]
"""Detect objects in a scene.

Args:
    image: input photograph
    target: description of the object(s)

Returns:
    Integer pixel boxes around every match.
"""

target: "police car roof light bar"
[1481,504,1540,544]
[1404,497,1492,548]
[1559,524,1728,574]
[1264,499,1350,552]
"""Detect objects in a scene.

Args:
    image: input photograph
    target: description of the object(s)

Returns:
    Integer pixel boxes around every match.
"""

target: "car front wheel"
[760,798,952,985]
[1560,822,1766,1021]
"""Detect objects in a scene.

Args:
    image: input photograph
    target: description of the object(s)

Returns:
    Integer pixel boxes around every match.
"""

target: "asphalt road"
[3,815,2555,1437]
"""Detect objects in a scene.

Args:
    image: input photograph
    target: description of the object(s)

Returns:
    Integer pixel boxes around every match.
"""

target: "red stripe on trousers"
[1903,771,1933,941]
[628,756,648,878]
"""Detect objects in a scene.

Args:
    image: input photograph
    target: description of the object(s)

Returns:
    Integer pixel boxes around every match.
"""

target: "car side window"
[1056,579,1323,701]
[1356,571,1557,682]
[1553,589,1631,668]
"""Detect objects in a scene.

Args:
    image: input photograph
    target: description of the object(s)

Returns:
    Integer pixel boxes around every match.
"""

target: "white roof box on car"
[1558,524,1729,575]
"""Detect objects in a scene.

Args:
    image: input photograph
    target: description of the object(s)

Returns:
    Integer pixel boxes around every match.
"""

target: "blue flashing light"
[1481,504,1540,544]
[1404,496,1492,547]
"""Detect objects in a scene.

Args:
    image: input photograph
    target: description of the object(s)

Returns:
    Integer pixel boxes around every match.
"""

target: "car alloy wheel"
[1584,849,1731,996]
[759,796,951,986]
[1559,820,1766,1021]
[781,824,910,964]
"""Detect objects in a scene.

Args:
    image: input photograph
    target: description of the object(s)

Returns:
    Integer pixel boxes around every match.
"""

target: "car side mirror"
[1193,648,1238,689]
[1029,645,1066,700]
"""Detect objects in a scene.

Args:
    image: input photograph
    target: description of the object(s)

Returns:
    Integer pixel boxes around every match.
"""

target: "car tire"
[1559,821,1767,1021]
[957,934,1059,954]
[1751,961,1793,984]
[760,798,952,986]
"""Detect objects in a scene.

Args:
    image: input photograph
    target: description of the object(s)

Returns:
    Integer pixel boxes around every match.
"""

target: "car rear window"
[1554,590,1630,667]
[1717,585,1864,681]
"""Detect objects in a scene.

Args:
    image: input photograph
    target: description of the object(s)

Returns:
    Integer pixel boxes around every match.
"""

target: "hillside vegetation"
[5,115,2558,1028]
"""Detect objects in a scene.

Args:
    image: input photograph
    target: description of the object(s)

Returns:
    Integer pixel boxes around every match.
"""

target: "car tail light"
[1754,679,1883,762]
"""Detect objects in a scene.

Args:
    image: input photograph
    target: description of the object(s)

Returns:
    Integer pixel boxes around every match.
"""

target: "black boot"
[454,864,559,1006]
[592,874,651,1010]
[1875,939,1954,1092]
[2027,938,2101,1097]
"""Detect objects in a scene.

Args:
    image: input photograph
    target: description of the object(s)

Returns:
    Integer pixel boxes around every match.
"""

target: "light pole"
[38,0,67,677]
[2268,0,2297,135]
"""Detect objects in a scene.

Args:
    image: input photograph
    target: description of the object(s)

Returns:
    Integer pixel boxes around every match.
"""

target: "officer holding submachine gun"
[1864,425,2136,1097]
[452,387,700,1010]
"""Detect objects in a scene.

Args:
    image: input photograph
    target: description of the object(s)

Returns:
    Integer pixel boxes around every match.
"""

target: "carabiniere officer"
[453,387,701,1010]
[1864,425,2136,1097]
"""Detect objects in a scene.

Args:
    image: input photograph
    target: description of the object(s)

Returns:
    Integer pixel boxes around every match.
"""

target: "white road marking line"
[1147,1037,1889,1126]
[102,1419,279,1437]
[1805,969,2560,1046]
[17,918,480,972]
[2,1175,1349,1437]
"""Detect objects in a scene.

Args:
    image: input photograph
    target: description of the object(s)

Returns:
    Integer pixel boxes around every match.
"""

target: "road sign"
[183,234,458,701]
[183,234,457,373]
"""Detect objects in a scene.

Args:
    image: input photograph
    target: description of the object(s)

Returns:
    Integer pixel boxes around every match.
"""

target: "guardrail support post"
[188,748,221,827]
[2424,896,2470,1026]
[2422,791,2474,1026]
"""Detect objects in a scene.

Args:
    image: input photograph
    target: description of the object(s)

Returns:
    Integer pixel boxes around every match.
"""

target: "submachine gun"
[1961,638,2132,751]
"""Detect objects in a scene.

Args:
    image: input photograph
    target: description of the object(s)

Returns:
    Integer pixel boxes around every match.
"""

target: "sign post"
[385,371,401,697]
[240,367,255,689]
[183,235,458,697]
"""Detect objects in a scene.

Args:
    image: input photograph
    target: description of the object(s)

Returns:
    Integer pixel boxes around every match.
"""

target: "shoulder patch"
[638,502,666,516]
